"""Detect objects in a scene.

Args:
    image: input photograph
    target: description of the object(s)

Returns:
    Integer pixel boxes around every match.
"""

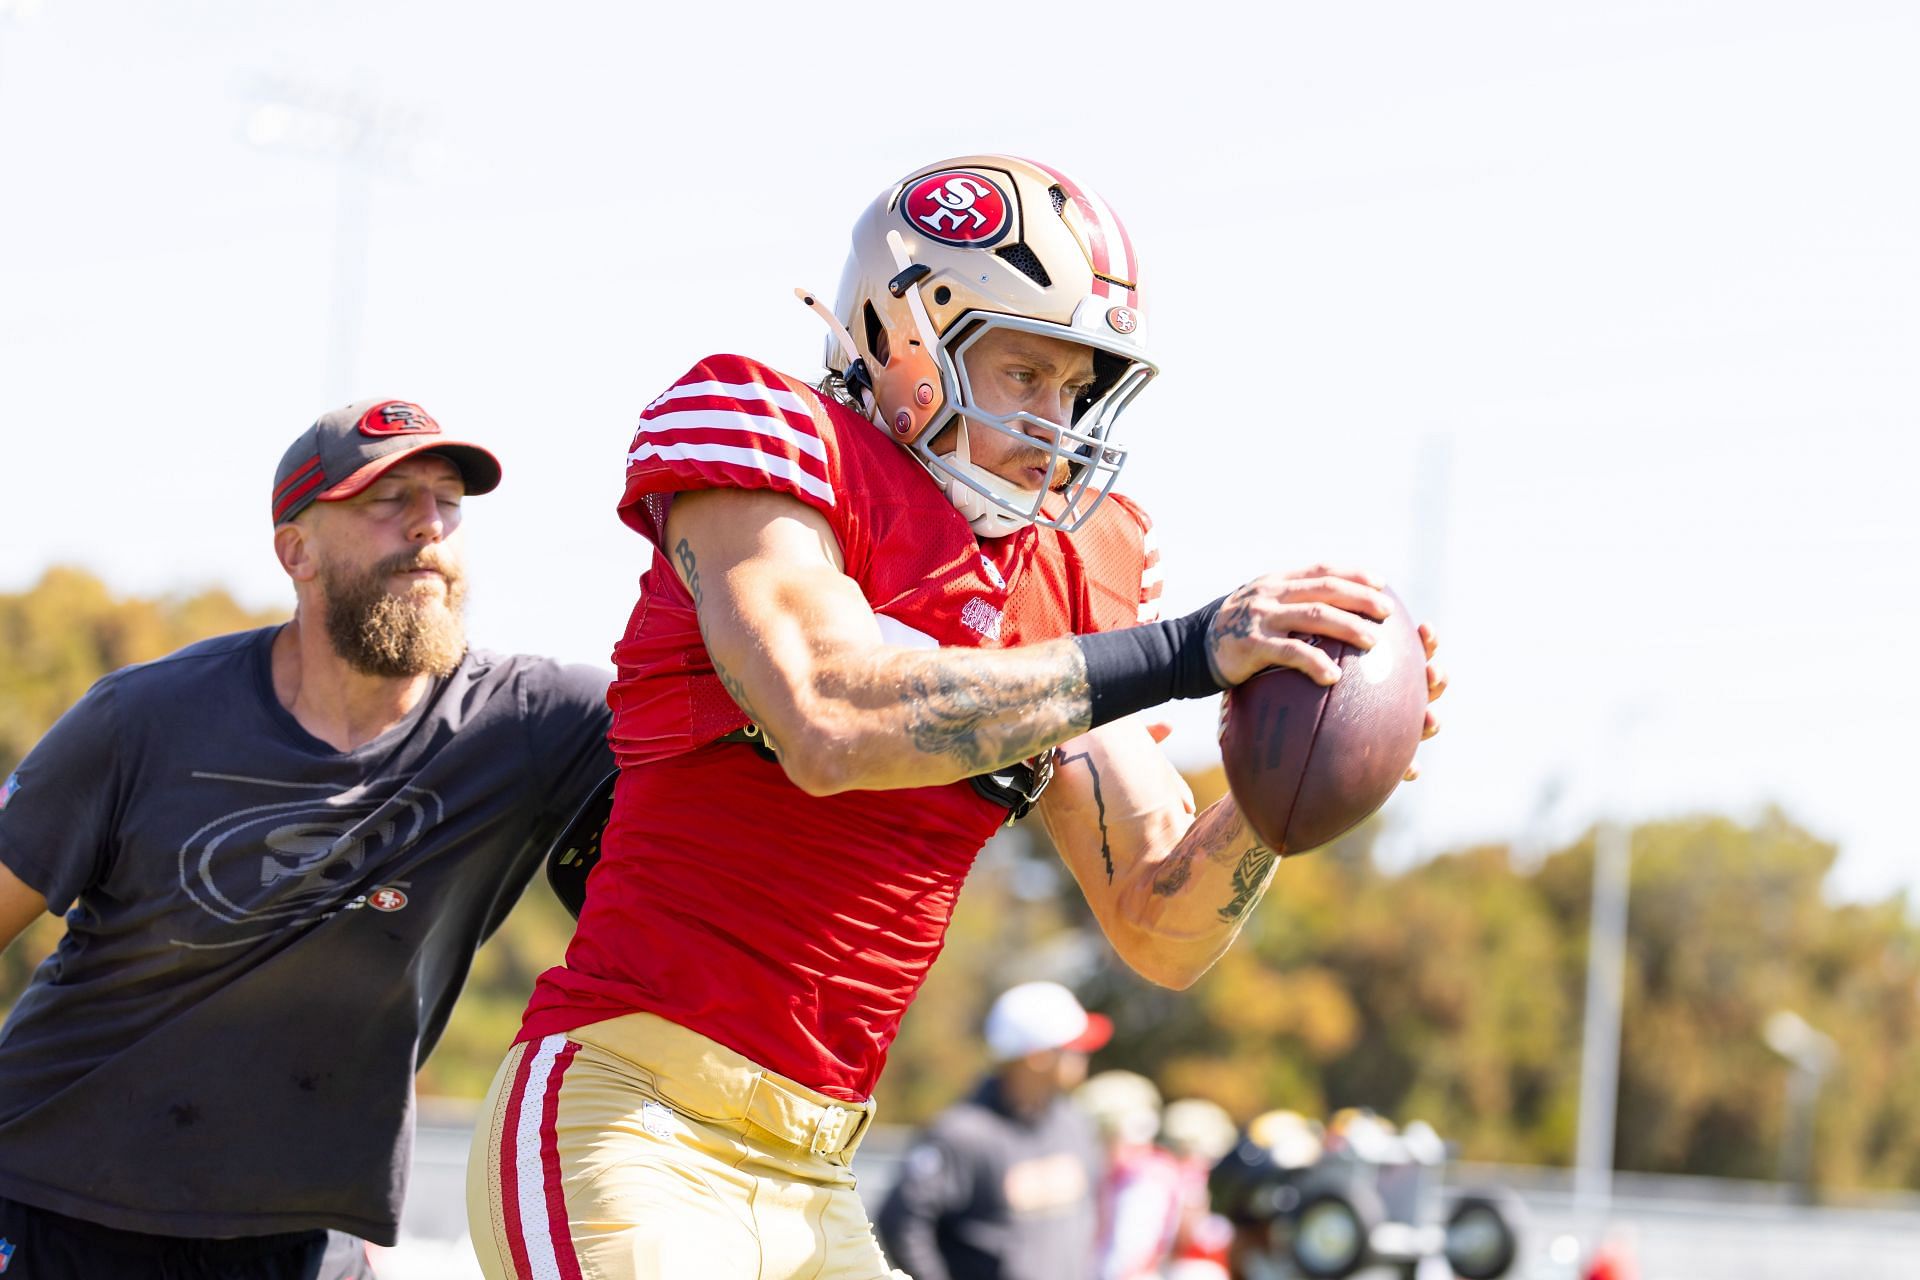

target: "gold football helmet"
[804,155,1158,537]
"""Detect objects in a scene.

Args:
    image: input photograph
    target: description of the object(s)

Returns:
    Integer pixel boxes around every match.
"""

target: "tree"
[0,568,286,998]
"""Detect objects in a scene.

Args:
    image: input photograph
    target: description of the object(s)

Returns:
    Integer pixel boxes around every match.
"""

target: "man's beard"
[319,547,469,678]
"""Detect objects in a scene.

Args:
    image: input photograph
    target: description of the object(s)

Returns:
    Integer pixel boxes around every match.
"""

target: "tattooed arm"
[663,488,1095,795]
[1037,722,1278,989]
[663,487,1415,799]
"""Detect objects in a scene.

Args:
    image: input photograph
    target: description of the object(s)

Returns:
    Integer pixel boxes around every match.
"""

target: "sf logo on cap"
[357,400,441,438]
[904,171,1012,248]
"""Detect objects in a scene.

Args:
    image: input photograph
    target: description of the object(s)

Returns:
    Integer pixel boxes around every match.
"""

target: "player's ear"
[274,517,320,584]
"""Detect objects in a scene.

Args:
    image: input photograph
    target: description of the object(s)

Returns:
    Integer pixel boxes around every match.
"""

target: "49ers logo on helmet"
[903,171,1012,248]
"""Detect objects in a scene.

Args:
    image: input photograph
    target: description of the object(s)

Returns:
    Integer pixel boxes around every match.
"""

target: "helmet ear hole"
[863,302,890,366]
[1076,350,1130,423]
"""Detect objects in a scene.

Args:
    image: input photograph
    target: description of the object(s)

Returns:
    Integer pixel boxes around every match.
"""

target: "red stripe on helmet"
[1018,156,1136,303]
[1110,209,1140,307]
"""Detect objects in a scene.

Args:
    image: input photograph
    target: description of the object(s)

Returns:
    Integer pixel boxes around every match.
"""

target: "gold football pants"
[466,1010,906,1280]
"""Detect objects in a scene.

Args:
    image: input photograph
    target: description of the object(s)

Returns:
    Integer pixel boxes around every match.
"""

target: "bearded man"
[0,400,615,1280]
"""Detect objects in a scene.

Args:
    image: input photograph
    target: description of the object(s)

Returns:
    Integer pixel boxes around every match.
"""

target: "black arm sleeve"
[1074,596,1225,729]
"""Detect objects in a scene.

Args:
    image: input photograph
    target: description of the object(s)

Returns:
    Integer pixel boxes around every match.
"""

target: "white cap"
[983,981,1113,1063]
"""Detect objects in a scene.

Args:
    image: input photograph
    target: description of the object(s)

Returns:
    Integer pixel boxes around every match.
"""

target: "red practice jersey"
[520,354,1163,1100]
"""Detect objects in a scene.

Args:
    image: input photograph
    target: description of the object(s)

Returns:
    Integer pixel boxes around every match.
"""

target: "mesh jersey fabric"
[519,354,1160,1100]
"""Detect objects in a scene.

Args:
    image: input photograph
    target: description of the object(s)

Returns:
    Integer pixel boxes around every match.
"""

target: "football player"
[466,155,1443,1280]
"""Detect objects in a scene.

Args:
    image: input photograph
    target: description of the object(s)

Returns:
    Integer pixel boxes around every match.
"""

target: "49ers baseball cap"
[983,981,1113,1062]
[271,398,502,525]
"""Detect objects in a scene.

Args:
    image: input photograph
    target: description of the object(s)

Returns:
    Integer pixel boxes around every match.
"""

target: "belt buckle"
[808,1103,862,1156]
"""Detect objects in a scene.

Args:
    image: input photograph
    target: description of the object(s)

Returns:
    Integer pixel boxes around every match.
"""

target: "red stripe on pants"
[542,1041,585,1280]
[498,1043,539,1280]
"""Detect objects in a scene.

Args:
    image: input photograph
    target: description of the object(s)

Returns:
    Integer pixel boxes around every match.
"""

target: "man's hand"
[1204,565,1394,687]
[1405,621,1446,782]
[1204,567,1447,783]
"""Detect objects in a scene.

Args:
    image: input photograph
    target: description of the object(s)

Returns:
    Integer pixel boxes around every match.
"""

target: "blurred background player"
[876,981,1108,1280]
[1077,1074,1237,1280]
[466,154,1442,1280]
[1158,1098,1240,1279]
[0,402,613,1280]
[1080,1069,1183,1280]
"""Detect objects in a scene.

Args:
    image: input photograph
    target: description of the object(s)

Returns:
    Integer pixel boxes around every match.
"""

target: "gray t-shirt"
[0,626,613,1245]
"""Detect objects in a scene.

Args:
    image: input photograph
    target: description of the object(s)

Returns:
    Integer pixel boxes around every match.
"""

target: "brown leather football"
[1218,590,1427,855]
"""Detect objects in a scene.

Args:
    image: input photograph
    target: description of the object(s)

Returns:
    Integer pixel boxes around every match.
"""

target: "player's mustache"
[1009,439,1093,479]
[1006,431,1068,472]
[1009,422,1100,473]
[379,549,459,581]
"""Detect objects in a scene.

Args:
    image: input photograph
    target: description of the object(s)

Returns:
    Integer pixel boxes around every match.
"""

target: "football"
[1218,590,1427,855]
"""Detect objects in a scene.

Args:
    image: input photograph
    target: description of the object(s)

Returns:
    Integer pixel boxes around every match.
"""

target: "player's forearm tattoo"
[897,648,1092,775]
[675,538,761,723]
[1217,845,1278,922]
[1150,849,1193,897]
[1056,748,1116,883]
[1185,797,1258,866]
[1153,801,1254,898]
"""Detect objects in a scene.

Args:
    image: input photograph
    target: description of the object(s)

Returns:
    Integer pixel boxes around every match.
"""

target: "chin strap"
[941,417,1037,538]
[950,490,1034,540]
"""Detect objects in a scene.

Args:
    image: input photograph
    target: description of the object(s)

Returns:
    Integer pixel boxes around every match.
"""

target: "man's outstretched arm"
[662,487,1390,797]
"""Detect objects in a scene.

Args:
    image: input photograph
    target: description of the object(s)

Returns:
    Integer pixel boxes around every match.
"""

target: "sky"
[2,1,1915,898]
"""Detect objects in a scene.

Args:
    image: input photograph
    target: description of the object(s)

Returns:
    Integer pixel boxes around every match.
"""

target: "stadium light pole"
[1764,1009,1836,1203]
[1408,432,1454,633]
[1373,430,1453,871]
[1573,706,1648,1218]
[1573,815,1630,1214]
[241,77,429,403]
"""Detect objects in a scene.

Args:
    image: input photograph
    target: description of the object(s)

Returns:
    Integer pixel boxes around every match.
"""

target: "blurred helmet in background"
[1076,1069,1164,1146]
[1161,1097,1239,1163]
